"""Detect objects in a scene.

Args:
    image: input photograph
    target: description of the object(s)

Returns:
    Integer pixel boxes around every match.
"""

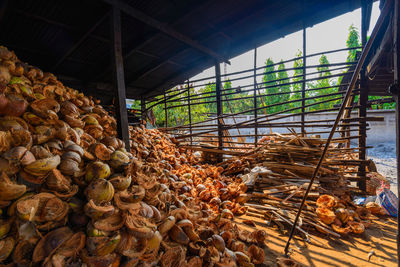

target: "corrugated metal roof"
[0,0,366,101]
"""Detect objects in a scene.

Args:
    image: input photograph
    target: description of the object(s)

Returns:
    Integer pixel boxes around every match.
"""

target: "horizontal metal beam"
[102,0,230,64]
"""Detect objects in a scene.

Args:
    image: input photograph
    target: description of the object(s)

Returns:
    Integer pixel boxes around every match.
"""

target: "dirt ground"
[235,215,397,266]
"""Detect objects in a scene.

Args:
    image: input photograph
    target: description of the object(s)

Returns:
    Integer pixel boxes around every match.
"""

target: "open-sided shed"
[1,0,368,100]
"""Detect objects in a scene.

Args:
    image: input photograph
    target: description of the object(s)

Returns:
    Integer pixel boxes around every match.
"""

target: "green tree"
[346,24,361,62]
[289,50,303,111]
[262,58,280,114]
[276,61,291,112]
[308,54,340,111]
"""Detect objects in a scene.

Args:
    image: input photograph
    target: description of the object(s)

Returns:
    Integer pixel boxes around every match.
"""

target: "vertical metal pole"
[111,5,129,149]
[164,90,168,127]
[301,24,306,136]
[215,62,223,152]
[254,47,258,147]
[187,80,193,146]
[392,1,400,265]
[358,0,369,192]
[140,98,146,126]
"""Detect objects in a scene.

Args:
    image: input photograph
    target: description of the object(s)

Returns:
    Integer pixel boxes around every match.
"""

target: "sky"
[189,1,381,89]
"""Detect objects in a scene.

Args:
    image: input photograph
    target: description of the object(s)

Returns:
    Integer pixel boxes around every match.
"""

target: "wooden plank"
[111,6,130,149]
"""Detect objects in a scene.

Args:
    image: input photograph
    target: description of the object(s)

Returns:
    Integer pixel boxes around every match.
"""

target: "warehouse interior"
[0,0,399,266]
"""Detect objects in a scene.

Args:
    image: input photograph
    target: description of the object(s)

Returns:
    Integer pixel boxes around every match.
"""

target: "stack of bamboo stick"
[216,133,382,240]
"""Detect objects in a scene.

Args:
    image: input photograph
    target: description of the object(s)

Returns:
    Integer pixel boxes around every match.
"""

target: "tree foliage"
[145,25,394,127]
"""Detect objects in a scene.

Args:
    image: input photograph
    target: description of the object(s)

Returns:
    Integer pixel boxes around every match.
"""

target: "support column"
[301,25,306,136]
[358,0,370,192]
[390,0,400,265]
[164,90,168,127]
[215,62,223,152]
[254,47,258,147]
[140,98,146,126]
[111,5,130,149]
[187,80,193,146]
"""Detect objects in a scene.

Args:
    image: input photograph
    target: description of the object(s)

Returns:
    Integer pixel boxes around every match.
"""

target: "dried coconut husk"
[331,224,352,235]
[125,211,156,239]
[12,240,36,265]
[42,231,85,266]
[16,193,69,223]
[86,233,121,256]
[30,98,60,118]
[81,249,120,267]
[93,211,125,232]
[356,207,371,220]
[0,172,26,201]
[366,202,385,215]
[276,257,301,267]
[316,207,336,225]
[160,245,186,267]
[84,199,115,220]
[109,174,131,191]
[91,143,113,161]
[32,227,73,263]
[0,237,15,262]
[348,221,365,234]
[117,230,147,258]
[18,170,46,190]
[317,195,337,208]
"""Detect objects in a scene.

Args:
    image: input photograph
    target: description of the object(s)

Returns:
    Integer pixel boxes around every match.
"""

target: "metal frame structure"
[140,44,385,189]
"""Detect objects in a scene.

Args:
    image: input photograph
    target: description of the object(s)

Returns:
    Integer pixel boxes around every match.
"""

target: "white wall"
[191,110,396,145]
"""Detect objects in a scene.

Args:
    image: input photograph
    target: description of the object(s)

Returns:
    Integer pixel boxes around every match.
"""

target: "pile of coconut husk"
[0,45,271,266]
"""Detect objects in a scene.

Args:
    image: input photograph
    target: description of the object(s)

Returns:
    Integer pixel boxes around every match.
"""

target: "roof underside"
[1,0,365,101]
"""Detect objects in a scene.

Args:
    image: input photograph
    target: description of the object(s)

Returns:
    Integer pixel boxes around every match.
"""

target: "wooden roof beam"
[102,0,230,64]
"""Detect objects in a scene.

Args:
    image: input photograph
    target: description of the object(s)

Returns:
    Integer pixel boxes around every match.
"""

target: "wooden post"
[254,47,258,147]
[301,24,306,136]
[215,62,224,152]
[111,5,130,149]
[164,90,168,127]
[358,0,370,192]
[187,80,193,146]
